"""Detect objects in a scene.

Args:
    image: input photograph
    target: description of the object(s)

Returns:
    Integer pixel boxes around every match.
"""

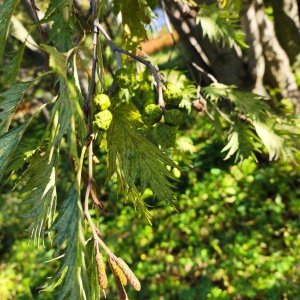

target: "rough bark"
[255,0,300,111]
[164,0,300,112]
[271,0,300,67]
[163,0,247,87]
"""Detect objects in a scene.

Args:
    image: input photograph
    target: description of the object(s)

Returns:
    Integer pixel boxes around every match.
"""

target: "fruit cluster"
[93,94,113,131]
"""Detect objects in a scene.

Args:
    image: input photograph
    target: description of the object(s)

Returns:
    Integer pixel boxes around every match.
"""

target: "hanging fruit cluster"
[142,82,183,148]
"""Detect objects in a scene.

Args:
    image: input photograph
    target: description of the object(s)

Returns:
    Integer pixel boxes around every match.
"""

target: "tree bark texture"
[164,0,300,112]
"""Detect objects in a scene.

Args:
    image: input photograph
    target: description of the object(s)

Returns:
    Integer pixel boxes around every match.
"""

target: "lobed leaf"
[45,183,89,300]
[253,121,286,161]
[40,0,81,52]
[222,122,260,162]
[18,148,58,246]
[118,0,148,50]
[106,108,178,220]
[196,3,247,48]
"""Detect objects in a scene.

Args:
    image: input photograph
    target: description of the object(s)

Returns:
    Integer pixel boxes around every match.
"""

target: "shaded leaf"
[1,42,25,83]
[0,122,26,181]
[0,81,32,135]
[41,0,81,51]
[0,0,20,63]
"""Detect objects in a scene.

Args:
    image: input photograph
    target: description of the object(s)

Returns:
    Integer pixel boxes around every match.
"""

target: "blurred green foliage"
[1,112,299,299]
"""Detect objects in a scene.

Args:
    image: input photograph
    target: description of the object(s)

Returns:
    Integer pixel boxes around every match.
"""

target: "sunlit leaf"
[253,121,285,161]
[18,148,58,246]
[222,122,259,162]
[106,107,177,220]
[45,183,89,300]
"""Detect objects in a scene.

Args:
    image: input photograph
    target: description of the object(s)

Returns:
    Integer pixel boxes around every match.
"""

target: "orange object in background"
[138,31,180,56]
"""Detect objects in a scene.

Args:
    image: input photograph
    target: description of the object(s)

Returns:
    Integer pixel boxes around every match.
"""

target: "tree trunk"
[164,0,300,112]
[163,0,248,87]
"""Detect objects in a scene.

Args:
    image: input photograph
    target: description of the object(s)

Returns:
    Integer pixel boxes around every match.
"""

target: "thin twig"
[84,19,100,137]
[29,0,47,43]
[95,20,165,111]
[83,140,119,262]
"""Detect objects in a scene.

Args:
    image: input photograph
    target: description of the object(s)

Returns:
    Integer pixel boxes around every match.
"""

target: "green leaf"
[196,3,246,48]
[45,183,89,300]
[222,122,259,162]
[203,83,270,122]
[41,1,81,51]
[0,0,20,64]
[0,122,26,181]
[40,45,68,76]
[18,148,58,246]
[202,83,233,101]
[5,143,36,173]
[1,42,25,83]
[106,107,177,220]
[253,121,285,161]
[0,81,32,135]
[86,239,101,300]
[118,0,148,50]
[229,90,269,122]
[45,77,83,155]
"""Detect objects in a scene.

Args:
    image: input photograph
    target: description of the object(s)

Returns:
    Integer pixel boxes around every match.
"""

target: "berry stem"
[95,20,166,109]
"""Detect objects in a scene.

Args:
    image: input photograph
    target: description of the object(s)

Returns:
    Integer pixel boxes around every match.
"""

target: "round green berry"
[163,83,183,106]
[156,123,177,148]
[94,94,111,111]
[93,110,113,131]
[164,109,182,126]
[115,67,135,89]
[142,104,163,126]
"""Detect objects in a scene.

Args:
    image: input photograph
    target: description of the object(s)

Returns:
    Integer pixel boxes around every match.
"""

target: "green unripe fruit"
[164,109,182,126]
[93,110,113,131]
[142,104,162,126]
[94,94,111,111]
[115,67,135,89]
[163,83,183,106]
[157,123,177,148]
